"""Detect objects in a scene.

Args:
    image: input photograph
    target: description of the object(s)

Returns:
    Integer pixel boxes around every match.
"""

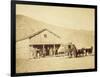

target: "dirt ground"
[16,55,95,73]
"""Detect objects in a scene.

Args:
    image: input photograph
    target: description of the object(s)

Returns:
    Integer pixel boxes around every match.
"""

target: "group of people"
[30,43,93,59]
[30,46,59,59]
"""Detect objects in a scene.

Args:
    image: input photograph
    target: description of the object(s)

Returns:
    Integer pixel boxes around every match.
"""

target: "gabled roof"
[17,28,61,42]
[29,28,60,39]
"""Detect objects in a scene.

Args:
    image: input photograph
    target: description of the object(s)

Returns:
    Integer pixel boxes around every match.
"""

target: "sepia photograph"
[12,1,97,76]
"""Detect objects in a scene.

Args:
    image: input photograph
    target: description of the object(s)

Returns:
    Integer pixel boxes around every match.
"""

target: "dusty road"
[16,55,95,73]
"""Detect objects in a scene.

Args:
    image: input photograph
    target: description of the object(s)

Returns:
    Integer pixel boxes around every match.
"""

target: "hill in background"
[16,15,94,48]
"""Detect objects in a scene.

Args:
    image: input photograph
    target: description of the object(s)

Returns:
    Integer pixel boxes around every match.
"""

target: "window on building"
[44,34,47,38]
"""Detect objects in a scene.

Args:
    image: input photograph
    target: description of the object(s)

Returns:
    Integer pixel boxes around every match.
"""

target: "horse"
[84,46,93,56]
[77,48,85,57]
[76,46,93,57]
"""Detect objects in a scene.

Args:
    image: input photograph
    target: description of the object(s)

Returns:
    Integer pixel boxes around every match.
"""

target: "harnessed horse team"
[58,43,93,58]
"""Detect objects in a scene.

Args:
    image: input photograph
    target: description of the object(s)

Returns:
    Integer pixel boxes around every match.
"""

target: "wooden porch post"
[53,44,55,56]
[43,44,45,57]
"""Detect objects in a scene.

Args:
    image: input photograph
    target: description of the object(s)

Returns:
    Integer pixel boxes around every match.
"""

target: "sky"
[16,4,95,31]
